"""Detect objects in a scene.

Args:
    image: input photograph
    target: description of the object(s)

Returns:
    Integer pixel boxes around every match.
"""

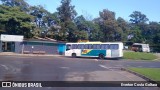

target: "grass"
[128,68,160,81]
[123,52,157,60]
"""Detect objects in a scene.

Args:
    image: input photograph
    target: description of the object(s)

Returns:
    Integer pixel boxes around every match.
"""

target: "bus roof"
[66,42,123,44]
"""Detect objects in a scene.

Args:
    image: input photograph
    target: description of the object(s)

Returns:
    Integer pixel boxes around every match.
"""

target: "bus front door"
[106,50,111,58]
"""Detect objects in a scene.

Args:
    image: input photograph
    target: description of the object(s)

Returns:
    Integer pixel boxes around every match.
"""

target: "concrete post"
[0,41,1,52]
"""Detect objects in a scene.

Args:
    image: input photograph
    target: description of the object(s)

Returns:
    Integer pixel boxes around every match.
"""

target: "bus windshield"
[66,44,71,51]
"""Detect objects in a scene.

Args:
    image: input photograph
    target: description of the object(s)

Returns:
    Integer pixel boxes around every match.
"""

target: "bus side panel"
[111,50,119,57]
[81,50,106,57]
[119,43,124,57]
[73,49,81,56]
[65,49,81,56]
[65,50,73,56]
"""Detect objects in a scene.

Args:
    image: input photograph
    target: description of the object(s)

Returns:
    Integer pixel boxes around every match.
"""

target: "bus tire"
[99,54,104,59]
[72,53,76,58]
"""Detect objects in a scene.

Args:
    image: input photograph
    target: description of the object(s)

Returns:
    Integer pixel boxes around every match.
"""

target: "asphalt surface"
[0,55,159,90]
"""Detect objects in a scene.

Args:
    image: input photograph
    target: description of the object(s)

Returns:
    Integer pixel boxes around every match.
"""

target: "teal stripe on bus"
[81,50,106,56]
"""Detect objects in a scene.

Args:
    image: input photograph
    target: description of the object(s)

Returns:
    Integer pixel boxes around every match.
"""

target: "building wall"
[14,41,66,55]
[23,45,58,54]
[20,41,60,54]
[58,44,66,55]
[15,42,23,53]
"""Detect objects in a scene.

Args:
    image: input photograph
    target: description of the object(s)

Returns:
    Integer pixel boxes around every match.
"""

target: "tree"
[117,17,130,41]
[45,12,61,39]
[0,0,30,12]
[89,23,103,41]
[74,15,103,41]
[0,0,54,38]
[57,0,77,41]
[129,11,149,43]
[99,9,115,21]
[96,9,122,41]
[29,5,57,38]
[129,11,149,24]
[146,22,160,44]
[57,0,77,22]
[74,15,86,31]
[0,5,34,38]
[153,33,160,45]
[128,26,144,43]
[0,23,5,34]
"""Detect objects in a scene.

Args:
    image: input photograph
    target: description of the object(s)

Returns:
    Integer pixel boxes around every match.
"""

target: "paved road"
[98,59,160,68]
[0,55,159,90]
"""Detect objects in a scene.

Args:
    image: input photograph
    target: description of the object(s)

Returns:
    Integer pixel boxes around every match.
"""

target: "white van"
[131,43,150,52]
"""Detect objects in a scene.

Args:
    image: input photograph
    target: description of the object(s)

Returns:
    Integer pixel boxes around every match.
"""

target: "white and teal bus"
[65,42,124,59]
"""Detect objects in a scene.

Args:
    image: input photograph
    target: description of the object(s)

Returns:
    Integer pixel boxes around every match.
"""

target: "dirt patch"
[154,53,160,60]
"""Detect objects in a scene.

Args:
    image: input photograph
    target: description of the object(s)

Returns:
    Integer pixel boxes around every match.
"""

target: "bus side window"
[77,44,80,49]
[81,44,85,49]
[93,44,97,49]
[72,44,77,49]
[106,44,110,49]
[101,44,109,49]
[84,44,89,49]
[88,44,92,49]
[75,44,78,49]
[101,44,105,49]
[77,44,83,49]
[96,44,101,49]
[78,44,84,49]
[110,44,119,49]
[92,44,100,49]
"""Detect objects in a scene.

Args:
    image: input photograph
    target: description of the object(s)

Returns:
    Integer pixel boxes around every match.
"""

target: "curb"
[123,59,160,62]
[153,58,160,61]
[121,68,160,87]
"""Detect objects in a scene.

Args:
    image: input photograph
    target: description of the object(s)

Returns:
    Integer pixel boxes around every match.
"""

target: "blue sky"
[27,0,160,22]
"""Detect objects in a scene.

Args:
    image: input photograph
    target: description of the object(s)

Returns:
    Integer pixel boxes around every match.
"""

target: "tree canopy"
[0,5,34,38]
[0,0,160,49]
[129,11,149,24]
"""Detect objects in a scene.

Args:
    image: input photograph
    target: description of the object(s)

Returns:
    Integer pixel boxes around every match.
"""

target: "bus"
[65,42,124,59]
[131,43,150,52]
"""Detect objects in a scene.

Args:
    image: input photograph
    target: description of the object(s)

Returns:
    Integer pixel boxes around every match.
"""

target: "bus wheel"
[72,53,76,58]
[99,54,104,59]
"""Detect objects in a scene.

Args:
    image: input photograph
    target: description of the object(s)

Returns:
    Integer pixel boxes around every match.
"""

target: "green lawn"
[123,52,157,60]
[128,68,160,81]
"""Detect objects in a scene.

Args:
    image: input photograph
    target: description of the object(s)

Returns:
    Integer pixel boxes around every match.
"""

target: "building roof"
[23,39,66,44]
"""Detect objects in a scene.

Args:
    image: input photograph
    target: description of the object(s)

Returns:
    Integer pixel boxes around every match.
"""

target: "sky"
[27,0,160,22]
